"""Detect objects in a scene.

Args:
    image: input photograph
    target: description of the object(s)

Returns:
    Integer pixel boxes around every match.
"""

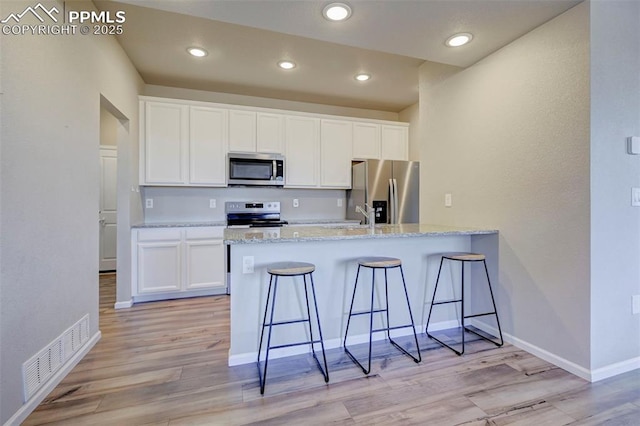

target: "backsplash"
[141,187,347,223]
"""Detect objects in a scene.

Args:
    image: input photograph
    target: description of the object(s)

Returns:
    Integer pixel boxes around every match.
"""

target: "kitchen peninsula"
[224,224,498,366]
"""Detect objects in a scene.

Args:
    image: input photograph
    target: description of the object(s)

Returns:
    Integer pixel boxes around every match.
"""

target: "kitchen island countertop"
[224,223,498,244]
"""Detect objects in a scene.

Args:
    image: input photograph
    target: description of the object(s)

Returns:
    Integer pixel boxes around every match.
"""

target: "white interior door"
[99,146,118,271]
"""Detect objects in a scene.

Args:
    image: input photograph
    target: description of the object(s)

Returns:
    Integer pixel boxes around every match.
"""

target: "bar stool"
[343,256,421,374]
[257,261,329,394]
[425,253,503,355]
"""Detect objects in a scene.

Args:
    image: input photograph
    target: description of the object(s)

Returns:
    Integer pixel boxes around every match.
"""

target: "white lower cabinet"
[132,227,226,301]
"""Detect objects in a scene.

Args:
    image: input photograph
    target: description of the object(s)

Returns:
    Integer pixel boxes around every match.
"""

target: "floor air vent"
[22,314,90,401]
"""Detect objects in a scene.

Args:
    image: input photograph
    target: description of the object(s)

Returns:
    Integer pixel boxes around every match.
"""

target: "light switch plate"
[145,199,153,209]
[209,199,216,208]
[293,199,299,208]
[445,193,452,207]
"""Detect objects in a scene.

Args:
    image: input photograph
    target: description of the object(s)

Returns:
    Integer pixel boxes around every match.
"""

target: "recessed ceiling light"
[278,60,296,70]
[187,47,208,57]
[445,33,473,47]
[355,73,371,82]
[323,2,352,21]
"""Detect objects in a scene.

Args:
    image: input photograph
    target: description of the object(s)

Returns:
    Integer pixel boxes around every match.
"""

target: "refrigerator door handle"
[392,178,399,224]
[389,178,395,224]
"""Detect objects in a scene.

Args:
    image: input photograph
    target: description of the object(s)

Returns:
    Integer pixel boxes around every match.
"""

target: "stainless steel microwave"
[228,153,285,186]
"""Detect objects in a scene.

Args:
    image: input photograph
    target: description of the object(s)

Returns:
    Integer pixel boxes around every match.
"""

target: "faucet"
[355,204,376,229]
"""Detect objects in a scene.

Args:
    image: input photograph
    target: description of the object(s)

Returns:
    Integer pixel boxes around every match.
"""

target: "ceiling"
[97,0,581,112]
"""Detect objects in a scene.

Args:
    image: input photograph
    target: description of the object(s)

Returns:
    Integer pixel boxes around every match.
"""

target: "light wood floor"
[25,273,640,425]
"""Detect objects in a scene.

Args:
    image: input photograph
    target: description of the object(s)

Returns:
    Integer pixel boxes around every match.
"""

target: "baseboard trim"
[114,300,133,309]
[468,320,640,382]
[590,356,640,382]
[5,331,101,426]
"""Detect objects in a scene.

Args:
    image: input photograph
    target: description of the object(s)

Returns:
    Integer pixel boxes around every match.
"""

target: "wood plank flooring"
[25,273,640,425]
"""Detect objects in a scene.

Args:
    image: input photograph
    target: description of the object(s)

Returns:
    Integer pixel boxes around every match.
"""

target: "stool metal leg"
[343,264,375,374]
[426,257,503,356]
[304,273,329,382]
[386,266,421,363]
[463,260,503,348]
[344,264,421,374]
[258,275,279,394]
[426,257,465,355]
[342,264,361,349]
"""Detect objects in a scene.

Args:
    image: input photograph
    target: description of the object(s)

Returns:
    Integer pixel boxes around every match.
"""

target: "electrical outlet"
[633,295,640,315]
[209,199,216,208]
[242,256,254,274]
[445,193,452,207]
[337,199,343,207]
[293,199,299,208]
[145,199,153,209]
[632,188,640,207]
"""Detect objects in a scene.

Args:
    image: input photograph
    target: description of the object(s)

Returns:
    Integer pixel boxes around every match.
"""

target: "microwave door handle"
[272,160,277,181]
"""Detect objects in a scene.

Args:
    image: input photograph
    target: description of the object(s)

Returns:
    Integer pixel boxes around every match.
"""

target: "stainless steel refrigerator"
[347,160,420,225]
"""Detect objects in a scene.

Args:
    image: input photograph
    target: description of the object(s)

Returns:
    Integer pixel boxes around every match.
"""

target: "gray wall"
[420,2,592,371]
[590,0,640,371]
[0,0,143,422]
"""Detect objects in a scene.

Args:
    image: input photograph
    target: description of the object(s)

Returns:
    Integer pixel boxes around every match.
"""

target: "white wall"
[399,102,420,161]
[0,0,143,422]
[144,84,401,121]
[420,2,592,373]
[590,0,640,373]
[100,106,119,146]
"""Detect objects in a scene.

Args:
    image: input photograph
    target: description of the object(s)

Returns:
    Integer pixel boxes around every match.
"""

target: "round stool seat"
[358,256,402,268]
[443,253,485,261]
[267,261,315,276]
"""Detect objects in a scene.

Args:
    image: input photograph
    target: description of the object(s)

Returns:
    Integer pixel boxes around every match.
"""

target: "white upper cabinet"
[140,97,410,188]
[140,100,227,186]
[256,112,284,154]
[189,106,227,185]
[285,115,320,187]
[142,101,188,184]
[353,122,381,160]
[228,110,257,153]
[320,119,352,188]
[381,124,409,161]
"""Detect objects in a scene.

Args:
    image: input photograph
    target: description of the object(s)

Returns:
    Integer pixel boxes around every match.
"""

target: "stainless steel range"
[225,201,288,228]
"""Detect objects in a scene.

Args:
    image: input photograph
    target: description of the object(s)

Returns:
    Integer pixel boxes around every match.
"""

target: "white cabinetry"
[381,125,409,161]
[184,228,226,291]
[135,228,182,294]
[285,115,320,187]
[320,119,352,188]
[142,101,188,184]
[352,122,409,161]
[228,111,285,154]
[256,112,284,154]
[140,97,411,188]
[228,110,257,153]
[132,227,226,301]
[140,100,227,186]
[189,106,227,185]
[353,122,381,160]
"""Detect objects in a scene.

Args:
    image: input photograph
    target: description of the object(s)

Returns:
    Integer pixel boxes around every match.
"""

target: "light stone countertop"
[224,223,498,244]
[132,221,227,228]
[131,219,360,229]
